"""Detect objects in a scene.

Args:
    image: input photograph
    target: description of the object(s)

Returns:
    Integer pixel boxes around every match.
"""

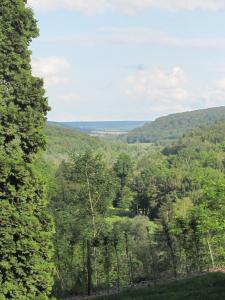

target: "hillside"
[95,272,225,300]
[44,124,154,163]
[162,121,225,157]
[127,106,225,143]
[45,124,102,161]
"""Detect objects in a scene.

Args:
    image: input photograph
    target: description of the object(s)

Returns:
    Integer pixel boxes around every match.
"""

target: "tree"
[0,1,54,299]
[113,153,133,208]
[69,151,114,238]
[52,151,115,295]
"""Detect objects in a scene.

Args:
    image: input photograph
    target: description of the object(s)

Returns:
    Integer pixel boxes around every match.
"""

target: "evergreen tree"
[0,1,54,299]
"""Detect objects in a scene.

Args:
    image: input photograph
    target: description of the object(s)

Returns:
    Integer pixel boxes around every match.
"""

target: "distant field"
[95,273,225,300]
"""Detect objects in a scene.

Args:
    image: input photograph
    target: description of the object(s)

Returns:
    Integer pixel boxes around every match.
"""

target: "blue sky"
[28,0,225,121]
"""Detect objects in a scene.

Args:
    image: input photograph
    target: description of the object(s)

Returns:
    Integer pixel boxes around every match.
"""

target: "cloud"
[98,27,225,49]
[38,28,225,50]
[215,78,225,90]
[126,66,225,117]
[127,66,189,98]
[126,66,195,115]
[28,0,225,14]
[111,0,225,14]
[27,0,109,14]
[32,57,71,87]
[201,78,225,108]
[56,93,81,103]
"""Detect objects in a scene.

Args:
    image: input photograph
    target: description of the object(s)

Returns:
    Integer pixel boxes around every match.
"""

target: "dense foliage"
[127,106,225,143]
[46,121,225,298]
[0,1,54,299]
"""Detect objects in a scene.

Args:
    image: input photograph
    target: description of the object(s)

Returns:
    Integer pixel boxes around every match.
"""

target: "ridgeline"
[127,106,225,143]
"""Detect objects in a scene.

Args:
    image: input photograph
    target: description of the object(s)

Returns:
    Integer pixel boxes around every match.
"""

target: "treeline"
[126,106,225,143]
[47,122,225,298]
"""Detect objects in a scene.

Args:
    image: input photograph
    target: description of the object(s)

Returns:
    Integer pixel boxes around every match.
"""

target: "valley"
[41,107,225,299]
[2,2,225,300]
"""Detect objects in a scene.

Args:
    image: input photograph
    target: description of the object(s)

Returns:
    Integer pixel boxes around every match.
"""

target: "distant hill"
[48,121,145,136]
[126,106,225,143]
[162,121,225,158]
[45,124,102,161]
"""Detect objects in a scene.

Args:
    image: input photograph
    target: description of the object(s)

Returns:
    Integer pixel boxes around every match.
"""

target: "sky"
[28,0,225,121]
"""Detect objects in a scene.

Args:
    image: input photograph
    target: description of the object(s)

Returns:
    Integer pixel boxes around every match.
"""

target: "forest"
[0,1,225,300]
[126,106,225,143]
[39,121,225,298]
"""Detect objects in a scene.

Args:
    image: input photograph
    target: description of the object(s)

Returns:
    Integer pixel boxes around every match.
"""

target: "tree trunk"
[114,239,120,291]
[162,223,177,278]
[125,232,133,284]
[87,240,92,296]
[207,238,215,269]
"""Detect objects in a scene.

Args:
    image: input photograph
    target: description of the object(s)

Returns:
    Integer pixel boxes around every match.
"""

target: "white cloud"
[126,66,194,115]
[27,0,109,14]
[56,93,81,103]
[32,57,71,87]
[127,66,188,98]
[200,78,225,108]
[98,27,225,49]
[215,78,225,90]
[126,66,225,117]
[28,0,225,14]
[38,28,225,50]
[111,0,225,14]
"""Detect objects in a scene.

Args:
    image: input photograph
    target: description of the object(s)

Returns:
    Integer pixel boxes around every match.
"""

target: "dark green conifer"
[0,1,54,299]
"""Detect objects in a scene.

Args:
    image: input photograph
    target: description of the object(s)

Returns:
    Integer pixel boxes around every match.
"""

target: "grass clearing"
[95,273,225,300]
